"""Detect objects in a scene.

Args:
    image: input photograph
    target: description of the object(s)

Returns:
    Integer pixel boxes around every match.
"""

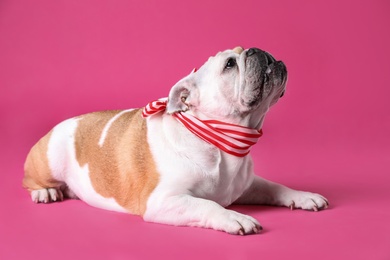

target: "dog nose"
[247,48,261,56]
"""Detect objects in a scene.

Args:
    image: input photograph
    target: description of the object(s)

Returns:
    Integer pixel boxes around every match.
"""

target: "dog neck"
[142,98,263,157]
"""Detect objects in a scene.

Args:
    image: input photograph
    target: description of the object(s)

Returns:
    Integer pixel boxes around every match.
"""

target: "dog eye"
[225,58,236,69]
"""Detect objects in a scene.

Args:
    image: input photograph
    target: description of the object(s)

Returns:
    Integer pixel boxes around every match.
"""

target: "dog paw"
[214,210,262,235]
[287,191,329,211]
[31,188,64,203]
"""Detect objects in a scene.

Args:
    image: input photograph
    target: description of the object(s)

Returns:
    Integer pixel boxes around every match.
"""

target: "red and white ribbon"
[142,98,262,157]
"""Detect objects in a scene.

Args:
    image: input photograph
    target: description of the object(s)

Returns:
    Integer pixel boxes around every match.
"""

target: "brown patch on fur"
[74,109,159,216]
[23,130,62,191]
[233,46,244,54]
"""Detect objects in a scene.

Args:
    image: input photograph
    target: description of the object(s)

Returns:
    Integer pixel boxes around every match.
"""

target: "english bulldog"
[23,47,328,235]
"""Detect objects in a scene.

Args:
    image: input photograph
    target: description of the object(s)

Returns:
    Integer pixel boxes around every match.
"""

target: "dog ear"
[166,83,191,114]
[166,77,197,114]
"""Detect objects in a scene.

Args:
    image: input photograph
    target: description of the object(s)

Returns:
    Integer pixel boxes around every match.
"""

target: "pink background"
[1,0,389,259]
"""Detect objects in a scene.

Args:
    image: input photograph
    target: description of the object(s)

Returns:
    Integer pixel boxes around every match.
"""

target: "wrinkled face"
[167,47,288,128]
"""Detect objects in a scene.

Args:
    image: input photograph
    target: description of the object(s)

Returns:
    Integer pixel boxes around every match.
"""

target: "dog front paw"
[211,209,262,235]
[286,191,329,211]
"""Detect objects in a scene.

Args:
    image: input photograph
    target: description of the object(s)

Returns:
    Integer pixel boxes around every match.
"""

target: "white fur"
[47,118,127,213]
[143,114,261,234]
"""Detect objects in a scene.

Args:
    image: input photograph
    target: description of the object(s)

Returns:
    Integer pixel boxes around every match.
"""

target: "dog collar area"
[142,98,262,157]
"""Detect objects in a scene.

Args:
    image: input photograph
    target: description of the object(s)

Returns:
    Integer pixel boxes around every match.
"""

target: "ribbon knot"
[142,98,262,157]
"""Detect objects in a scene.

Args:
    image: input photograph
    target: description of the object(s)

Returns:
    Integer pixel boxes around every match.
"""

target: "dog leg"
[235,176,329,211]
[23,130,78,203]
[144,195,262,235]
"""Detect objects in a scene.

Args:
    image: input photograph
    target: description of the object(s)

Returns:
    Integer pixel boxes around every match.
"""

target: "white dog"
[23,47,328,235]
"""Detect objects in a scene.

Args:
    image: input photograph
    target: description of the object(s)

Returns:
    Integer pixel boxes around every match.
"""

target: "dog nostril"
[247,48,260,56]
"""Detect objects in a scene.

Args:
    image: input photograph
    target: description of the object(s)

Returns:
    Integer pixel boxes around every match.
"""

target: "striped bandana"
[142,98,263,157]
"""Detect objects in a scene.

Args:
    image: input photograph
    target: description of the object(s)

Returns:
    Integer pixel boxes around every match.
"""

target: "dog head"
[167,47,287,129]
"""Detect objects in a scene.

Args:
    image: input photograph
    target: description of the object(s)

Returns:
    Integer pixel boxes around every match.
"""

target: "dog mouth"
[241,48,287,108]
